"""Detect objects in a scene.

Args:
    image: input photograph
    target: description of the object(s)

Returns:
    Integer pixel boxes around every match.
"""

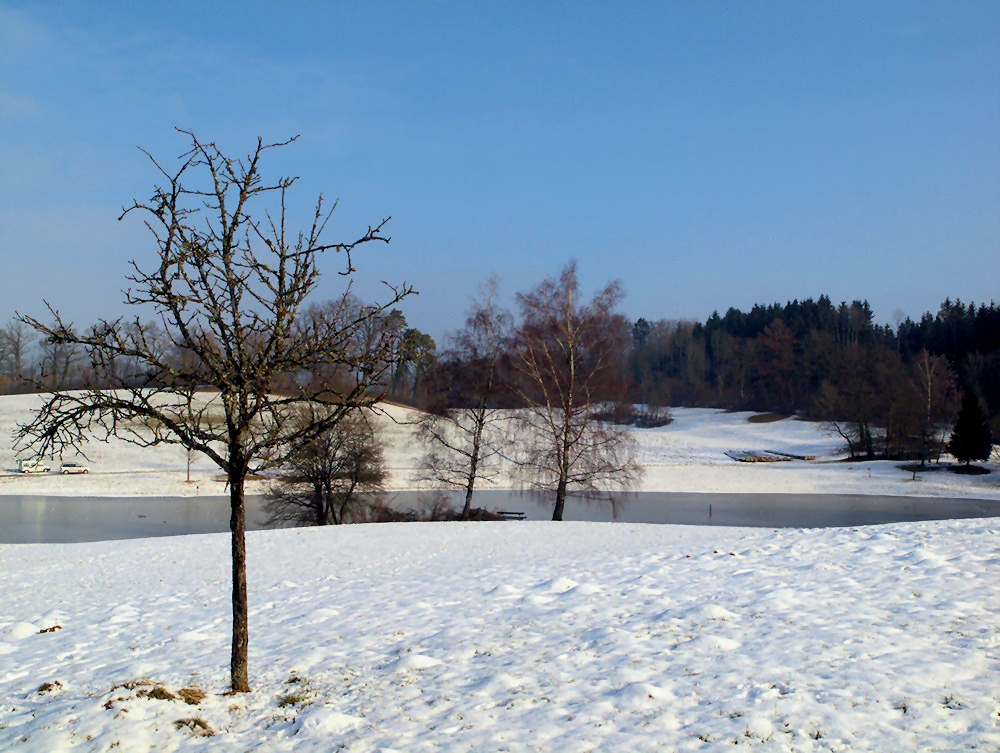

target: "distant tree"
[37,322,82,390]
[631,317,651,347]
[815,345,882,459]
[382,308,436,402]
[754,319,796,411]
[948,391,992,465]
[265,407,387,526]
[0,327,10,392]
[905,349,958,464]
[414,277,511,518]
[398,327,437,399]
[510,262,643,521]
[15,130,412,692]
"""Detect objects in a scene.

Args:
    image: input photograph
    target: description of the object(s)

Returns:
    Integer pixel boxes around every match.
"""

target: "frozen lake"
[2,491,1000,543]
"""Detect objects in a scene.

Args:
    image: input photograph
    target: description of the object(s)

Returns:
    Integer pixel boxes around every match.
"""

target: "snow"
[1,394,998,500]
[2,520,1000,750]
[2,394,1000,749]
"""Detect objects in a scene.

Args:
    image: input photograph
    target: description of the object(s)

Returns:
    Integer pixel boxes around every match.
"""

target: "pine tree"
[948,390,993,465]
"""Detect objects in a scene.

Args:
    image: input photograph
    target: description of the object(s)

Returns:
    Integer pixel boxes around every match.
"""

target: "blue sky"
[1,2,997,338]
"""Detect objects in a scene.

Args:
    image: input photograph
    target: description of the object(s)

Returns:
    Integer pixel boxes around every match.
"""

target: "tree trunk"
[462,455,479,520]
[229,469,250,693]
[552,478,567,521]
[462,412,484,520]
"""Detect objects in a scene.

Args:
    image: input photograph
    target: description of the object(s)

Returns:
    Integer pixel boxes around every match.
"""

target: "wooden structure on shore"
[726,449,817,463]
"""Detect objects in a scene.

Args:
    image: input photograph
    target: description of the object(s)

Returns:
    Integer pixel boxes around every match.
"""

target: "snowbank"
[1,393,998,499]
[1,520,998,750]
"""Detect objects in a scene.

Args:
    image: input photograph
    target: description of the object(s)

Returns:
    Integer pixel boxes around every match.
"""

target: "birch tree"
[510,262,642,521]
[414,277,510,518]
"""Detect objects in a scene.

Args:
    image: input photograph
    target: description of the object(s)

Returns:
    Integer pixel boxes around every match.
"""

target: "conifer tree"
[948,390,993,465]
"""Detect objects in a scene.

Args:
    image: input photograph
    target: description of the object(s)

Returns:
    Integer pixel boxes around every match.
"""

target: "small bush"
[465,507,504,521]
[593,403,672,428]
[747,412,790,424]
[414,491,457,521]
[365,504,418,523]
[593,402,637,426]
[633,405,672,428]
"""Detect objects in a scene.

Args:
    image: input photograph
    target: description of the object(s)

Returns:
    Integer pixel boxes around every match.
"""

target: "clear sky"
[1,2,997,339]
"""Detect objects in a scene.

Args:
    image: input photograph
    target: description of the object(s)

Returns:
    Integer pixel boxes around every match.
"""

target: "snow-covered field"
[2,394,999,749]
[2,520,999,751]
[0,393,998,500]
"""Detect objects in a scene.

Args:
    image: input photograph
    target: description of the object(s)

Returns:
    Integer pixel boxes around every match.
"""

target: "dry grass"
[277,691,310,708]
[104,680,187,707]
[140,686,177,701]
[174,717,215,737]
[177,687,206,706]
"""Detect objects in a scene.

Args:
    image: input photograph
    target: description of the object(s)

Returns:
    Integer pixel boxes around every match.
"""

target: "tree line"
[622,296,999,461]
[8,290,998,469]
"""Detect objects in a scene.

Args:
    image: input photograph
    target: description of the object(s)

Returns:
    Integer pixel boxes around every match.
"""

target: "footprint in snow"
[467,673,524,694]
[536,577,579,593]
[296,709,364,738]
[686,635,742,651]
[107,605,140,624]
[486,584,523,597]
[609,682,676,709]
[699,605,739,621]
[391,654,443,673]
[308,607,340,623]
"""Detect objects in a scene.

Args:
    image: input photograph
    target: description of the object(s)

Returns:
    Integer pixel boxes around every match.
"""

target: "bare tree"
[815,345,884,459]
[37,323,82,390]
[510,262,643,521]
[0,328,10,392]
[906,348,958,464]
[2,320,36,390]
[15,130,413,692]
[414,277,511,518]
[265,406,386,526]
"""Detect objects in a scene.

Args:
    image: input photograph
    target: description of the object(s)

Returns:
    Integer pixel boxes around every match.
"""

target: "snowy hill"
[1,394,998,500]
[2,519,998,750]
[1,393,997,500]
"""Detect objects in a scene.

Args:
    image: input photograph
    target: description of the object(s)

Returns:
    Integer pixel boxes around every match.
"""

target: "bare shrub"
[265,407,387,527]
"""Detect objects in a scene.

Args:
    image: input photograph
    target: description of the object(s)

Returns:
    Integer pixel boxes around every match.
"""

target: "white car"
[17,459,51,474]
[60,462,90,475]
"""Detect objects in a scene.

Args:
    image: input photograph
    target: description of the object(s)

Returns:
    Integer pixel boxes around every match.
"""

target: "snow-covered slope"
[0,393,424,499]
[1,393,998,499]
[2,520,998,750]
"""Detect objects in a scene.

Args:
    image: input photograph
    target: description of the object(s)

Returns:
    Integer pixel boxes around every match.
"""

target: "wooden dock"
[725,450,791,463]
[725,450,816,463]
